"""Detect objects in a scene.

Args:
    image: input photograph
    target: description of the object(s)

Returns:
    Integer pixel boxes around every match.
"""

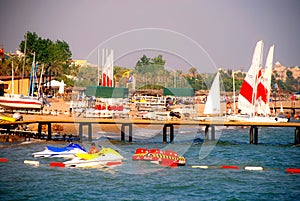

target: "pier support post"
[88,123,92,141]
[78,123,83,140]
[254,126,258,144]
[205,125,209,140]
[79,123,93,141]
[121,124,132,142]
[38,123,42,139]
[211,126,215,141]
[47,123,52,140]
[163,124,174,143]
[128,124,133,142]
[250,126,258,144]
[295,127,300,145]
[205,125,215,141]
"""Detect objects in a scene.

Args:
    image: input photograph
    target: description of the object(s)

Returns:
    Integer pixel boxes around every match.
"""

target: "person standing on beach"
[69,100,73,117]
[290,93,296,108]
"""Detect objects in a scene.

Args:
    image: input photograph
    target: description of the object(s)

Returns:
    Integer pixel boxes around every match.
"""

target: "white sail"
[203,72,220,115]
[256,45,274,115]
[238,40,263,115]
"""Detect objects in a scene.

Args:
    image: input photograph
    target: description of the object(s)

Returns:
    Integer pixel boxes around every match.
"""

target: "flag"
[127,75,133,83]
[101,49,114,87]
[122,71,130,78]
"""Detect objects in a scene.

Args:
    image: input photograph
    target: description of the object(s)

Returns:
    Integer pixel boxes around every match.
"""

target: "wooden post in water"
[163,125,167,143]
[163,124,174,143]
[78,123,93,141]
[78,123,83,140]
[250,126,253,144]
[211,125,215,141]
[205,125,215,141]
[37,123,42,139]
[170,125,174,143]
[47,123,52,140]
[249,126,258,144]
[88,123,92,141]
[205,125,209,140]
[295,127,300,145]
[121,124,125,142]
[128,124,133,142]
[120,124,132,142]
[254,126,258,144]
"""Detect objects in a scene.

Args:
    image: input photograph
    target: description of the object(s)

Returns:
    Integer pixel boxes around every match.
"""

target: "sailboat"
[193,72,225,121]
[228,40,287,122]
[0,54,43,110]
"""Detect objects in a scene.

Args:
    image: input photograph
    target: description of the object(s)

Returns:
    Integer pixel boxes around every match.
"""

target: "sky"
[1,0,300,73]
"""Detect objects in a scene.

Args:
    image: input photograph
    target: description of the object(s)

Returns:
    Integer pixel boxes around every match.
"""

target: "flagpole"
[97,48,100,86]
[21,32,27,94]
[111,49,114,87]
[101,49,104,86]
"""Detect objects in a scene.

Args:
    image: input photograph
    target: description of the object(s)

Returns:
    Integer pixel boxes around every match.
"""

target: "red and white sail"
[255,45,274,115]
[238,40,264,115]
[101,49,114,87]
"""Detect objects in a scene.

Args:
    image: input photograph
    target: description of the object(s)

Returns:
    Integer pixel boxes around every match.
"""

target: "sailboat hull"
[0,96,42,110]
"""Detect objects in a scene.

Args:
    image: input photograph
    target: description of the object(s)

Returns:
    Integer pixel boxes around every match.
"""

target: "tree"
[19,31,72,85]
[136,55,151,68]
[134,54,167,89]
[188,67,197,77]
[151,55,165,66]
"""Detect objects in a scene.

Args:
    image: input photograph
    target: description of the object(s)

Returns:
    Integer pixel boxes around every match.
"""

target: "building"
[273,61,300,81]
[0,76,30,95]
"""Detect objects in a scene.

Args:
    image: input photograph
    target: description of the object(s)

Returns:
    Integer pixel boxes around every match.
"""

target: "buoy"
[24,160,40,166]
[106,161,122,166]
[244,166,263,171]
[221,165,239,169]
[286,168,300,174]
[50,162,65,168]
[192,165,209,169]
[0,158,8,163]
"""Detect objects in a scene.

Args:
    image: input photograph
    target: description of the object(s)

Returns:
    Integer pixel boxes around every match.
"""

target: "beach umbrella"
[44,80,62,87]
[59,80,65,94]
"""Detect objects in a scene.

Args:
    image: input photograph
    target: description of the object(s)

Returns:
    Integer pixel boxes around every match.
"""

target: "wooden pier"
[1,119,300,145]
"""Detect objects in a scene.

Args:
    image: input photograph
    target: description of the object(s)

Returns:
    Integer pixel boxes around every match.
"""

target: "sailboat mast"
[97,48,100,86]
[12,61,14,94]
[28,52,35,97]
[232,71,236,114]
[21,32,27,94]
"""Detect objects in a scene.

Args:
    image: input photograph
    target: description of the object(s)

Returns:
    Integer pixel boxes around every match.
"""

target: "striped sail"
[255,45,274,115]
[238,40,263,115]
[101,49,114,87]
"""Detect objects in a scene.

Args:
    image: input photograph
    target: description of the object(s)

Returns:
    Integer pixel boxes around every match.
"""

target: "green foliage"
[75,66,98,87]
[18,31,72,85]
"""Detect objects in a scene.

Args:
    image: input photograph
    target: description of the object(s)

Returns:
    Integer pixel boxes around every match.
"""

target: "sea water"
[0,126,299,201]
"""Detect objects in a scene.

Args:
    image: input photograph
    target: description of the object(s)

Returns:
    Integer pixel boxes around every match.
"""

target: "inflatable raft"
[132,148,186,166]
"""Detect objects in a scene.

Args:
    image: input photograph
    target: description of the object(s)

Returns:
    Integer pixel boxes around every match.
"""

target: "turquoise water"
[0,126,299,201]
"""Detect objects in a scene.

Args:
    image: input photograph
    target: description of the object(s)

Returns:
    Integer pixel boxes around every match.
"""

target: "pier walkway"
[1,119,300,145]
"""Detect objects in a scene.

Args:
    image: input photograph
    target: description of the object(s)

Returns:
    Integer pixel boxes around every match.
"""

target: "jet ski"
[32,143,87,158]
[64,147,124,168]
